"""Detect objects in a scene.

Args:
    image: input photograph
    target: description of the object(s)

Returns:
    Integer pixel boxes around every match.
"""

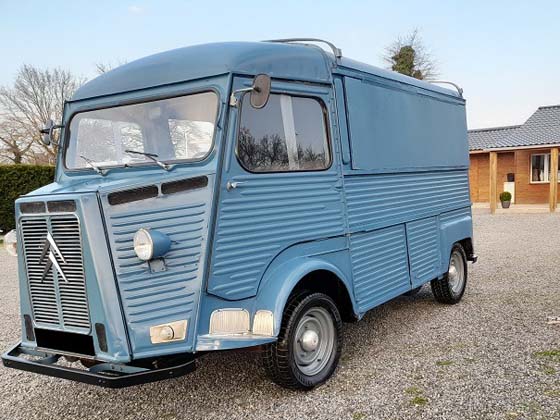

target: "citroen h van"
[2,39,476,389]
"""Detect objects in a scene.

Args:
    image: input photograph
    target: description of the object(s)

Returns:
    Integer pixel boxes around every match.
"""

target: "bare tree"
[0,65,85,164]
[0,120,33,164]
[383,29,438,80]
[95,62,113,75]
[95,60,127,75]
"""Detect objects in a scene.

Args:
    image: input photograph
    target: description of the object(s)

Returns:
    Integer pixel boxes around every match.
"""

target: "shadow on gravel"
[1,289,440,419]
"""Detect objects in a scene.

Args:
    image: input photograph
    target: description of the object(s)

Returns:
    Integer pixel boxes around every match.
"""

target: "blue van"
[2,39,476,390]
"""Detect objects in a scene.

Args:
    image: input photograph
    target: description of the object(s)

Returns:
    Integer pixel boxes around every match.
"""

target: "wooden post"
[489,152,497,214]
[549,148,558,212]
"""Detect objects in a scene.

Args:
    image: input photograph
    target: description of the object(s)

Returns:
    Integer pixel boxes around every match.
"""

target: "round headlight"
[133,228,171,261]
[133,228,154,261]
[4,229,17,257]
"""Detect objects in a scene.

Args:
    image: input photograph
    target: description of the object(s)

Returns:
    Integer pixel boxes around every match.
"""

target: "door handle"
[226,180,246,191]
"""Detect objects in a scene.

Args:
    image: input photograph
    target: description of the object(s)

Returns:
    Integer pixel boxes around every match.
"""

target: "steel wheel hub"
[300,329,319,352]
[293,307,335,376]
[448,250,465,294]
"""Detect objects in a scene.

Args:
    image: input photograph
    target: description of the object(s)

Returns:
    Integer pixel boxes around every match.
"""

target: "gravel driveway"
[0,213,558,420]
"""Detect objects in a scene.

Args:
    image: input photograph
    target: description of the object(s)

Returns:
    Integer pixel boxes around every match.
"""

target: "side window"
[237,94,330,172]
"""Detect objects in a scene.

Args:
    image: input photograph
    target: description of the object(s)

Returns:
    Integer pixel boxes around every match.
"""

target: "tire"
[404,286,422,297]
[431,243,468,304]
[262,292,343,390]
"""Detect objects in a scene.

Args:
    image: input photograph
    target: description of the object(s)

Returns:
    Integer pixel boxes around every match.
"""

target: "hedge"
[0,165,55,233]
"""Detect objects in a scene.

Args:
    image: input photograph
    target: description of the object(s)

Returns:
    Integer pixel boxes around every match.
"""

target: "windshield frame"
[62,88,221,173]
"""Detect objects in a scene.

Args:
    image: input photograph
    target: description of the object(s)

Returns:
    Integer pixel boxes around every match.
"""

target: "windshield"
[65,91,218,170]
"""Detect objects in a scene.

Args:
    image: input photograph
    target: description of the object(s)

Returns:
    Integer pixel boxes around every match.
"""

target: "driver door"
[208,76,347,300]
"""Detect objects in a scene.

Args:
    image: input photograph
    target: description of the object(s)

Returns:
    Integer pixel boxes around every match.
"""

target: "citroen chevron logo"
[39,233,68,283]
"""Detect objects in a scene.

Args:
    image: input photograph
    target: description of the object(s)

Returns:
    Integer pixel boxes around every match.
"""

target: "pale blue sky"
[1,0,559,129]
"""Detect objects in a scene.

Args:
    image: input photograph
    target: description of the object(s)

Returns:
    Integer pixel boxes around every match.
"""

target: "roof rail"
[428,80,464,97]
[263,38,342,59]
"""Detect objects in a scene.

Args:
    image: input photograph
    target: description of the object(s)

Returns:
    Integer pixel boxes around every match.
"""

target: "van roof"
[72,41,460,101]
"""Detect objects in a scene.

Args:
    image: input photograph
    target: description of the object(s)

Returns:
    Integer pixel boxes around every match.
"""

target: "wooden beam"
[489,151,497,214]
[550,148,558,212]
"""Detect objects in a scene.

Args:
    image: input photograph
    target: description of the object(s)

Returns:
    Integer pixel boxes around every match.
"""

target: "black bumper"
[2,343,197,388]
[468,253,478,263]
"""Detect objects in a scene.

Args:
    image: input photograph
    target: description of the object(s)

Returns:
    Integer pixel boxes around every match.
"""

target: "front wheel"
[431,243,468,304]
[262,292,343,390]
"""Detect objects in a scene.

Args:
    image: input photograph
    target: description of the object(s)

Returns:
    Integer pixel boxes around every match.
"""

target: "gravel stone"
[0,213,559,419]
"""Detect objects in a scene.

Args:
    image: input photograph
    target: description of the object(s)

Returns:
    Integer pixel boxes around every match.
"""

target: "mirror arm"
[229,87,254,107]
[39,124,64,134]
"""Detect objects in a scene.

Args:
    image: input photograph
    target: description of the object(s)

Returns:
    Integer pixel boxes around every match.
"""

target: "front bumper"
[2,343,197,388]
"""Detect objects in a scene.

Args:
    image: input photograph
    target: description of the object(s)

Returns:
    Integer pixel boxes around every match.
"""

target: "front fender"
[254,237,357,335]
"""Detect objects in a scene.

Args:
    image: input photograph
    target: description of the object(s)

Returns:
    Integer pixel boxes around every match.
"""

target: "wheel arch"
[439,208,475,272]
[458,237,475,260]
[255,254,358,336]
[290,269,357,322]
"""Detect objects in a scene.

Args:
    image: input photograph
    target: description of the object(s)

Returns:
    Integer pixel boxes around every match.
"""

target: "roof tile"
[468,105,560,150]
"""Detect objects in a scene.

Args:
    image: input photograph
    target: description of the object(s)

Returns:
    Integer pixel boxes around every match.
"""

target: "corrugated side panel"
[439,206,471,224]
[344,170,470,231]
[104,185,211,354]
[350,225,410,313]
[209,172,346,300]
[108,204,204,324]
[406,217,440,287]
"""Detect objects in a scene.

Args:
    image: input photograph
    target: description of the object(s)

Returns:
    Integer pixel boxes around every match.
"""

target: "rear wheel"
[431,243,468,304]
[262,292,342,390]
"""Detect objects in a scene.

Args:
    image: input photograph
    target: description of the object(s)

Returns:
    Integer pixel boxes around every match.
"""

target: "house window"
[531,154,548,182]
[530,153,560,183]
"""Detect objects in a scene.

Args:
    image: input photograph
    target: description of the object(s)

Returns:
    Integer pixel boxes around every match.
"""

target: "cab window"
[237,94,330,172]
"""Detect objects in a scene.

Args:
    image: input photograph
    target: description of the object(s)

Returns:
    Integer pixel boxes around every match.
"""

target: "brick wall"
[498,152,516,200]
[469,153,488,202]
[469,148,560,204]
[469,152,515,202]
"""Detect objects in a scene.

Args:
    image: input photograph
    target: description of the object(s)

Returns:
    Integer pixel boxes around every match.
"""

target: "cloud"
[128,5,144,14]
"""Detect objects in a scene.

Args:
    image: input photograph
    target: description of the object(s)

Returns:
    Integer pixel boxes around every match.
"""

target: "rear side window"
[237,94,330,172]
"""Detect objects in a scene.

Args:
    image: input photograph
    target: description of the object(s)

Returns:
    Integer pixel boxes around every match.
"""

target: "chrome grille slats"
[21,218,59,325]
[20,213,90,331]
[51,216,89,329]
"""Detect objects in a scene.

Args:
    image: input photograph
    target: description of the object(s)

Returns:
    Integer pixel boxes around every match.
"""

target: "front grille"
[20,214,90,331]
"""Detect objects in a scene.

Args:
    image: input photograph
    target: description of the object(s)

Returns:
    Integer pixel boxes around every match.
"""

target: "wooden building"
[468,105,560,213]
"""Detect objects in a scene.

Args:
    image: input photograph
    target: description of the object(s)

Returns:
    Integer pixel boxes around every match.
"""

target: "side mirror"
[250,74,271,109]
[39,119,63,146]
[40,119,54,146]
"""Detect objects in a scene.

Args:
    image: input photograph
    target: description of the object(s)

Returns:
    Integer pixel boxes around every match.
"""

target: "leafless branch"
[95,60,128,75]
[0,65,85,163]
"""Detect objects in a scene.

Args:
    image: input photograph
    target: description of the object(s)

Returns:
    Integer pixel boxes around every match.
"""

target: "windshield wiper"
[80,155,109,176]
[124,149,173,171]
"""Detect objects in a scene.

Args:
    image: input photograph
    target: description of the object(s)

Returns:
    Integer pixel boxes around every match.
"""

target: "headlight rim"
[133,228,154,261]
